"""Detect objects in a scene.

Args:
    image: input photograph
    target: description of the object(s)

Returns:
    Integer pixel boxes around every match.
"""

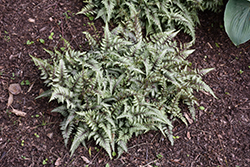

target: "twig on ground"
[0,146,12,162]
[90,148,102,164]
[169,159,185,166]
[142,159,158,167]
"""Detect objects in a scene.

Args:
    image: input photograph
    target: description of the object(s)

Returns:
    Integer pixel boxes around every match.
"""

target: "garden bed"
[0,0,249,166]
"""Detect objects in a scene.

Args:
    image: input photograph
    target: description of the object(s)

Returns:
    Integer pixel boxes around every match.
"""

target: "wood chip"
[39,27,47,32]
[28,18,35,23]
[47,133,53,139]
[217,134,223,139]
[39,88,44,96]
[11,108,26,117]
[81,156,91,164]
[184,112,193,124]
[7,93,13,108]
[27,82,35,93]
[207,42,213,49]
[2,81,8,90]
[55,157,61,166]
[187,131,191,140]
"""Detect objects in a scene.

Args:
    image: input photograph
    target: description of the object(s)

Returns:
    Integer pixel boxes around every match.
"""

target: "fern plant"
[202,0,223,12]
[31,14,215,159]
[78,0,223,44]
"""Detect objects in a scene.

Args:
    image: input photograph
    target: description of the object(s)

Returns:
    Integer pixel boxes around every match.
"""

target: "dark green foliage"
[202,0,223,12]
[78,0,223,44]
[31,16,215,159]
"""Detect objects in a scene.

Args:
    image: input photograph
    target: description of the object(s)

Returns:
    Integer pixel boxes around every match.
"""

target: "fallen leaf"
[11,108,26,117]
[28,18,35,23]
[55,157,61,166]
[8,83,21,95]
[184,112,193,124]
[81,156,91,164]
[187,131,191,140]
[7,93,13,107]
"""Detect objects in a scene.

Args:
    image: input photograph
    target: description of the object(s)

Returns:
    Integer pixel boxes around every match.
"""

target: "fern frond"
[101,0,116,22]
[60,116,75,146]
[201,0,223,12]
[83,31,97,48]
[117,140,128,158]
[35,89,52,99]
[70,126,90,156]
[51,105,68,117]
[50,85,76,109]
[77,1,96,15]
[30,55,52,80]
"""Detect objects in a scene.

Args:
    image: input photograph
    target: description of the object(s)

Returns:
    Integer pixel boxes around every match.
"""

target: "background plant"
[224,0,250,45]
[31,14,215,159]
[78,0,223,45]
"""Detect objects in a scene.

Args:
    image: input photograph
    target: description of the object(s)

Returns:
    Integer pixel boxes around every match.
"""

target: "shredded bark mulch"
[0,0,249,166]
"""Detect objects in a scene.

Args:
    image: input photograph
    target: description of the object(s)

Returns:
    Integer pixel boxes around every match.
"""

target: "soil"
[0,0,250,167]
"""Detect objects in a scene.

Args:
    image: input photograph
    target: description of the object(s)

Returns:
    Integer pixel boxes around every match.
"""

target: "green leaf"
[112,151,116,157]
[199,106,205,110]
[25,80,30,85]
[39,39,45,44]
[20,80,25,85]
[224,0,250,45]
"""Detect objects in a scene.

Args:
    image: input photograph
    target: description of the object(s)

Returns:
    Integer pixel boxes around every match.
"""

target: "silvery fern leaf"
[30,55,52,80]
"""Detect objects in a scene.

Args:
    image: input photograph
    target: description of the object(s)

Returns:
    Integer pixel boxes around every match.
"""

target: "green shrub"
[31,15,215,159]
[78,0,223,44]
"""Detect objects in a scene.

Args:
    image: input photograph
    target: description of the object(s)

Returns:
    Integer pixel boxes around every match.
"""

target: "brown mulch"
[0,0,250,166]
